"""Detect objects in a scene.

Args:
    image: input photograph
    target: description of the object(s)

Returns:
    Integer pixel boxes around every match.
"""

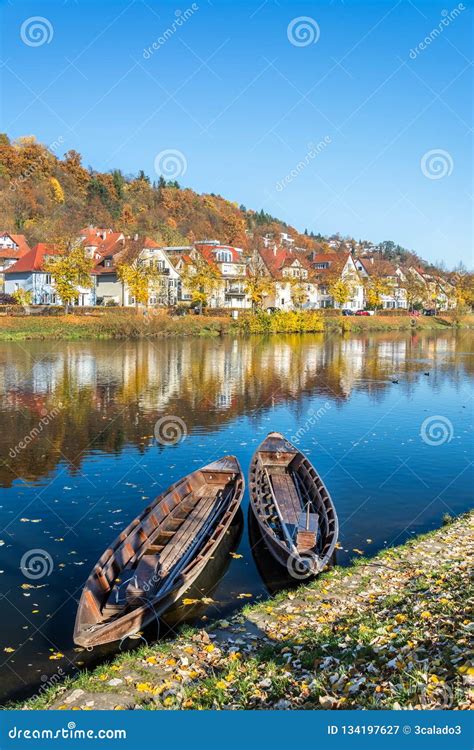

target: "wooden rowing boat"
[249,433,338,576]
[74,456,244,647]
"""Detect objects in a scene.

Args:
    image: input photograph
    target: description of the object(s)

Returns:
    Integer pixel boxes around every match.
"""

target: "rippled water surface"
[0,330,472,702]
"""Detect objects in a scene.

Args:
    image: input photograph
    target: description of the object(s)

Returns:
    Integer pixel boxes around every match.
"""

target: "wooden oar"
[264,467,299,555]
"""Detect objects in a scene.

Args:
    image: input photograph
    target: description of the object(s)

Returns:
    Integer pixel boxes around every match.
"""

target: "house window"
[314,262,330,270]
[45,274,52,285]
[104,259,112,268]
[216,251,232,263]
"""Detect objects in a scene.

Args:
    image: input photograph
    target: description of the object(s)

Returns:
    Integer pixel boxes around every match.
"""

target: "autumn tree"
[12,288,33,306]
[181,254,220,313]
[44,245,94,313]
[452,272,474,311]
[117,259,160,310]
[244,270,274,310]
[289,278,308,308]
[402,272,427,311]
[328,277,353,308]
[364,274,391,311]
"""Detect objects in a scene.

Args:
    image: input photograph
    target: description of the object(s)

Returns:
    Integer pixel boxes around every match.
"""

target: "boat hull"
[249,432,338,577]
[74,456,244,647]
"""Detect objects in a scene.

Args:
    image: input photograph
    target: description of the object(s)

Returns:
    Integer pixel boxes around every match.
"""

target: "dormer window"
[215,250,232,263]
[104,259,112,268]
[314,262,330,269]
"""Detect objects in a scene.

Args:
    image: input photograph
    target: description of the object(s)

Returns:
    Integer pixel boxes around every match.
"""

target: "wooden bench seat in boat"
[125,489,219,604]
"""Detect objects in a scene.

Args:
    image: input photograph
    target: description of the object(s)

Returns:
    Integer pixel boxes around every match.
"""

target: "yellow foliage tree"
[49,177,64,203]
[12,288,33,306]
[328,277,353,308]
[117,260,159,310]
[44,245,94,313]
[364,274,391,311]
[181,254,220,312]
[289,278,308,308]
[244,271,274,310]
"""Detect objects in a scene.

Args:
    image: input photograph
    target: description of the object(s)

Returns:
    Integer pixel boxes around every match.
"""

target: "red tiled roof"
[357,258,396,277]
[196,244,243,266]
[0,232,31,259]
[5,243,58,274]
[93,237,166,275]
[308,252,351,278]
[259,246,312,279]
[94,233,125,257]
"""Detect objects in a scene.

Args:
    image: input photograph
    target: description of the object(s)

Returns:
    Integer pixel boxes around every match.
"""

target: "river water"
[0,330,472,702]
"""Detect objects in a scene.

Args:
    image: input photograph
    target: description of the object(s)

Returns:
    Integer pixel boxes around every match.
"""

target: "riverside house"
[175,242,251,309]
[407,267,455,311]
[257,246,318,309]
[0,232,30,291]
[5,243,61,304]
[94,236,181,306]
[308,252,365,310]
[354,256,408,309]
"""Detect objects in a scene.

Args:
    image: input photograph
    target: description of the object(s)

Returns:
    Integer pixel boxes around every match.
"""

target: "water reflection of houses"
[0,332,471,486]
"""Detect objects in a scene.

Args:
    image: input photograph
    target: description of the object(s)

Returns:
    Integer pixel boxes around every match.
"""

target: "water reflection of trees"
[0,331,471,486]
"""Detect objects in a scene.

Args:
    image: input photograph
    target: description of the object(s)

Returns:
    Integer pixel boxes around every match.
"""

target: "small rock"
[64,689,85,704]
[259,678,272,689]
[107,678,123,687]
[319,695,338,709]
[274,699,290,709]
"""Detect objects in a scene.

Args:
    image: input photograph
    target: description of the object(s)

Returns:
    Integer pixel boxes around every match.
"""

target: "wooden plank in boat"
[270,474,301,526]
[157,490,219,574]
[126,555,158,600]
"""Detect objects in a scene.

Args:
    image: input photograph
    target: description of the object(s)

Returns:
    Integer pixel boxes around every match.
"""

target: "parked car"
[423,308,437,316]
[341,309,354,316]
[355,310,370,316]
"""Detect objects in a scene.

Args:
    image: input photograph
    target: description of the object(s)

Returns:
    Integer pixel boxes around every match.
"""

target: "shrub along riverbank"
[16,512,473,710]
[0,309,473,341]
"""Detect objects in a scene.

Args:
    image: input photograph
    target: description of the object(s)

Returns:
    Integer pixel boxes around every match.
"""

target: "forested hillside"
[0,134,433,268]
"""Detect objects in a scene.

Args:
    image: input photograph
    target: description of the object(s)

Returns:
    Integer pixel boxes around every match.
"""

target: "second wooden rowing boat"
[249,432,338,576]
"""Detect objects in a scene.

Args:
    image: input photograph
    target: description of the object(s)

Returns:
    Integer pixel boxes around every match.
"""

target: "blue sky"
[0,0,472,266]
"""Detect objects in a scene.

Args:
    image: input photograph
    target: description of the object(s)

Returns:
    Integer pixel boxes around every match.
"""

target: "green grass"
[13,512,472,711]
[1,310,472,341]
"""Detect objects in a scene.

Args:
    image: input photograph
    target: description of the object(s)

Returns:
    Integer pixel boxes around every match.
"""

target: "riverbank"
[16,512,473,711]
[0,310,473,341]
